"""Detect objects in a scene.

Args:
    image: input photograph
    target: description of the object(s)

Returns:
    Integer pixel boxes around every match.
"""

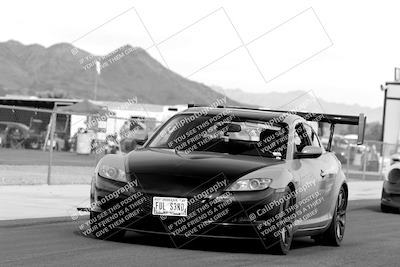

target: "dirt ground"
[0,148,98,166]
[0,148,98,185]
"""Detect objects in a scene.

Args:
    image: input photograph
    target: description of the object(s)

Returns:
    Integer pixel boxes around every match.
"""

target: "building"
[0,95,187,140]
[382,69,400,147]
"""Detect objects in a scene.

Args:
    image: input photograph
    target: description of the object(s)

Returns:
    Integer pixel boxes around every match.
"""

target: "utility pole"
[47,105,57,185]
[94,60,101,100]
[94,72,98,100]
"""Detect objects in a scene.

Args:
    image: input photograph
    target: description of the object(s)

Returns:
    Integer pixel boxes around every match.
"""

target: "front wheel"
[381,203,398,213]
[316,186,347,246]
[269,187,295,255]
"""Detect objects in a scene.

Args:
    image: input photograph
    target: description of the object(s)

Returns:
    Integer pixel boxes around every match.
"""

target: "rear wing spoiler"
[257,109,366,146]
[282,110,366,151]
[187,104,367,150]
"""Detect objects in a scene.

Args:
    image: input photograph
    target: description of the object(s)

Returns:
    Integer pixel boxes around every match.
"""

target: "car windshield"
[148,113,289,159]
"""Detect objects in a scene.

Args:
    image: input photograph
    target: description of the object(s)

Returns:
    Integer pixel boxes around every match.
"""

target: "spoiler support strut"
[327,123,335,151]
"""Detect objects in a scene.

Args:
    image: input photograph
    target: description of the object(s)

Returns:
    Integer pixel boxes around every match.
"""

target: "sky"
[1,0,399,108]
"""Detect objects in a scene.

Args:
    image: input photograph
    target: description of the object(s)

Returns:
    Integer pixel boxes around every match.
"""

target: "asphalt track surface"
[0,200,399,267]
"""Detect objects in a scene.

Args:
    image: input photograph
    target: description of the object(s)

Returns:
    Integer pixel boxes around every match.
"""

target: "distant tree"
[364,122,382,141]
[36,88,69,99]
[335,124,357,136]
[331,122,382,141]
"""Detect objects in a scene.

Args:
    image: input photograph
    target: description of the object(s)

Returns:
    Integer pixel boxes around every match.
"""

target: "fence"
[0,104,162,185]
[0,102,397,184]
[337,139,399,180]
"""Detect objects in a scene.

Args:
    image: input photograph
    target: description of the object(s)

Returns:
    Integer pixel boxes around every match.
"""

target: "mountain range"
[215,87,382,123]
[0,40,238,105]
[0,40,382,122]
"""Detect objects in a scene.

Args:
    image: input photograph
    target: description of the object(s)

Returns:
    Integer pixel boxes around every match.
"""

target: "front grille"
[98,192,266,225]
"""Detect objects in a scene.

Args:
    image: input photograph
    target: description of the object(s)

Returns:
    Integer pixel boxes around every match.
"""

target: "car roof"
[182,107,304,125]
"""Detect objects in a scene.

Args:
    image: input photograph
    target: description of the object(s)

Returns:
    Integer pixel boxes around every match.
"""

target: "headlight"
[98,165,127,182]
[226,178,272,191]
[387,168,400,183]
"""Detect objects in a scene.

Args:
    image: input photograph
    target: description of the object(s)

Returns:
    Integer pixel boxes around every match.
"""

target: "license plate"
[152,197,188,217]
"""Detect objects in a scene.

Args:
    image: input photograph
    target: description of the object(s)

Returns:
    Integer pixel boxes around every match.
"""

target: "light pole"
[47,102,65,185]
[94,60,101,100]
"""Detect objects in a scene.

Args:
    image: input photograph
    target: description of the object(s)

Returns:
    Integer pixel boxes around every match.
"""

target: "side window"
[294,123,311,152]
[303,124,321,148]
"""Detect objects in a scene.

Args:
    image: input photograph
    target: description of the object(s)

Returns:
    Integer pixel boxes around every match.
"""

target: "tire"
[269,187,295,255]
[30,141,39,149]
[90,211,126,240]
[381,203,398,213]
[318,186,347,246]
[10,139,18,149]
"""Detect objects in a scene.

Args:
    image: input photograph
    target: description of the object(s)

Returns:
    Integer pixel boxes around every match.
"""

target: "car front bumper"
[91,176,286,239]
[381,181,400,208]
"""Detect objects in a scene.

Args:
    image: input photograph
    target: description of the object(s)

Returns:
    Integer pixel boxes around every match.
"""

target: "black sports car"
[87,106,365,254]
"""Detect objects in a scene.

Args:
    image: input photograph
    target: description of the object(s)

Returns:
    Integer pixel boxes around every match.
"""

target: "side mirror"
[295,146,323,159]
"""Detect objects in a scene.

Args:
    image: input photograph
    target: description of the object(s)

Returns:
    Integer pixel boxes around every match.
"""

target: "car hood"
[126,148,284,196]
